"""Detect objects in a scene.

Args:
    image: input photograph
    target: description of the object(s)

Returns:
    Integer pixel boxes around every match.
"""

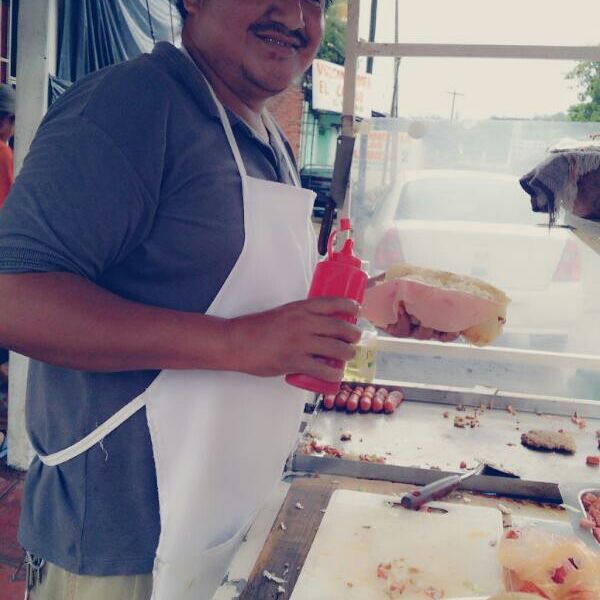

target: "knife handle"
[400,475,461,510]
[318,200,336,256]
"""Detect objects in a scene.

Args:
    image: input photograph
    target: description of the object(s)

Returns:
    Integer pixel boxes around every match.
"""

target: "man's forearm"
[0,272,235,372]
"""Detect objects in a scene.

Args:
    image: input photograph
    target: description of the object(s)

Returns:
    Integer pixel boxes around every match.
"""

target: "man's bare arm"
[0,272,360,380]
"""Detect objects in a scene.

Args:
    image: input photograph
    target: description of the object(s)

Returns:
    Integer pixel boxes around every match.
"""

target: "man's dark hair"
[174,0,333,20]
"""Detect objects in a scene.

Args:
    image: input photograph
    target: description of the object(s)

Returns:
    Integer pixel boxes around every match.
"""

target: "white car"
[357,169,584,350]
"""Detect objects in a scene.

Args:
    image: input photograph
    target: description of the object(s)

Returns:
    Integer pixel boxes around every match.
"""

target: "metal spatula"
[398,463,486,510]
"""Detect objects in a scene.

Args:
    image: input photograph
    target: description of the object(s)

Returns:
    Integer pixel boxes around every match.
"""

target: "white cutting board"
[291,489,504,600]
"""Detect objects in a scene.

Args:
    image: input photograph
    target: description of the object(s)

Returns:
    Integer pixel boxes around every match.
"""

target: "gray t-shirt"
[0,42,298,576]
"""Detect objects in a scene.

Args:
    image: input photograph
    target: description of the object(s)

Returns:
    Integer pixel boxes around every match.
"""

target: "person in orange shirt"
[0,84,15,208]
[0,84,14,373]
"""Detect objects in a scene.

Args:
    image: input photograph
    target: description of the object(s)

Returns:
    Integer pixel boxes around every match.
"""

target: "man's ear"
[182,0,203,15]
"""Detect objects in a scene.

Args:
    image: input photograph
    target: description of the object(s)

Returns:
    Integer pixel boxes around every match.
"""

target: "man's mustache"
[250,22,308,48]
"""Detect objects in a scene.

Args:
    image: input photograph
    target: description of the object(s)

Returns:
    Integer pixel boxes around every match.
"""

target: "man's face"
[184,0,325,100]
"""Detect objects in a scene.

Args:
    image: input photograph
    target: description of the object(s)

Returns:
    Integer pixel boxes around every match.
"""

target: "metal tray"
[294,380,600,503]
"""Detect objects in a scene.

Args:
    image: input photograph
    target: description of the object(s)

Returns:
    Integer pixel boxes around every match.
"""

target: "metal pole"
[446,90,464,121]
[390,0,400,118]
[356,42,600,61]
[366,0,378,74]
[334,0,360,221]
[14,0,57,173]
[341,0,359,138]
[383,0,400,187]
[388,0,400,188]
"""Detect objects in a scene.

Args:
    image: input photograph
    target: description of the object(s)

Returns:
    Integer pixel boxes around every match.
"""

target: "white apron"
[38,82,317,599]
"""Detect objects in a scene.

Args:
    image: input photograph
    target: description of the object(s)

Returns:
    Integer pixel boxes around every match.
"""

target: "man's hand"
[383,303,460,343]
[229,298,361,382]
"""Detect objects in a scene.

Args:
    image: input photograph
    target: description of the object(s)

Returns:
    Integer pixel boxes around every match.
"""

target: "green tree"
[566,60,600,122]
[317,4,346,65]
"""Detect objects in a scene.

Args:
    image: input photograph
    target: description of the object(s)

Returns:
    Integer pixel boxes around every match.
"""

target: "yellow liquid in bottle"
[344,336,377,383]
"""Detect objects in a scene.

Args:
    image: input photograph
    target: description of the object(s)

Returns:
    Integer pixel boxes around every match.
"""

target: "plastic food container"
[578,487,600,545]
[559,481,600,551]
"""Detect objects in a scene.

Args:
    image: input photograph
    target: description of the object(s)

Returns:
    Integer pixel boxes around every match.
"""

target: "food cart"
[214,1,600,597]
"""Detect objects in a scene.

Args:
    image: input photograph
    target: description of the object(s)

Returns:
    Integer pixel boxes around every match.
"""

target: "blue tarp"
[51,0,181,102]
[48,74,72,106]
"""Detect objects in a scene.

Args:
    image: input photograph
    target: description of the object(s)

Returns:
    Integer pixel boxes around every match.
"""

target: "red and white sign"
[312,59,373,119]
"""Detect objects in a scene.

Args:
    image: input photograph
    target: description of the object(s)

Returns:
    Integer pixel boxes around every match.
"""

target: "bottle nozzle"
[327,218,358,263]
[341,238,355,256]
[340,218,352,232]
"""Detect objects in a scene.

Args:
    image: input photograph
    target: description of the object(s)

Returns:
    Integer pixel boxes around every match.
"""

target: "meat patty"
[520,429,576,454]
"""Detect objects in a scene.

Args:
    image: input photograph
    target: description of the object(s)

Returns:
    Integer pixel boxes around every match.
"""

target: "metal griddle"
[293,380,600,502]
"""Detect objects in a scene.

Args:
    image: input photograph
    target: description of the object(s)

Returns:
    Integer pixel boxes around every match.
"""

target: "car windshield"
[394,177,545,225]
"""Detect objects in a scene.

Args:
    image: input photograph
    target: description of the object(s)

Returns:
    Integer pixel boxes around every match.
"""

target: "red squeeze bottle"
[286,218,367,395]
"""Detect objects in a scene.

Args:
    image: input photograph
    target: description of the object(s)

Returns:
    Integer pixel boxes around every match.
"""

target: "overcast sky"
[357,0,600,118]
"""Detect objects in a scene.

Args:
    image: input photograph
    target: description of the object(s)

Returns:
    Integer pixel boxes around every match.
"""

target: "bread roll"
[486,595,542,600]
[363,263,510,346]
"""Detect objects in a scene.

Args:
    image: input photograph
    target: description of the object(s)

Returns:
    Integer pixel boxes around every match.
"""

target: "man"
[0,84,15,208]
[0,1,450,598]
[0,1,358,599]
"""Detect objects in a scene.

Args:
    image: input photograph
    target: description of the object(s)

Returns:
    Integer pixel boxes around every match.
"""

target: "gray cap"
[0,84,15,114]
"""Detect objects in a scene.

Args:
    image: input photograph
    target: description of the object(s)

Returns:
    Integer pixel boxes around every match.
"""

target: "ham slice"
[361,263,509,346]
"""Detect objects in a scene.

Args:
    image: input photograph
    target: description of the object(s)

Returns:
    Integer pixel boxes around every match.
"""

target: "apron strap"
[208,91,301,188]
[37,394,147,466]
[263,111,301,188]
[208,90,250,181]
